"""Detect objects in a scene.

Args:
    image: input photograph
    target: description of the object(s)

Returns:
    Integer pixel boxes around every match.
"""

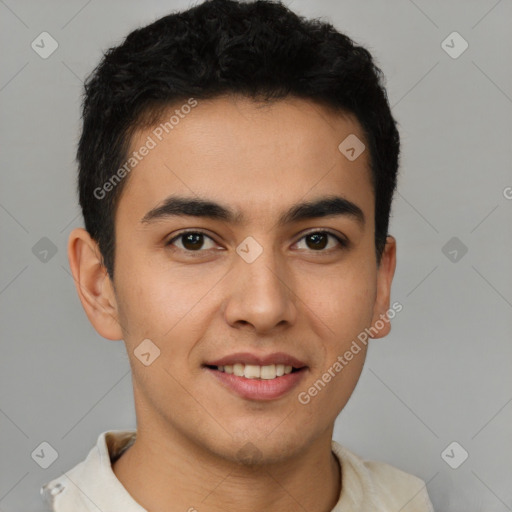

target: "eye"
[294,230,348,252]
[165,229,349,255]
[166,230,218,252]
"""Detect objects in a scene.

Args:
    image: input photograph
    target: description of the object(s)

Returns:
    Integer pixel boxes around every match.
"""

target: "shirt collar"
[41,429,144,511]
[40,429,428,511]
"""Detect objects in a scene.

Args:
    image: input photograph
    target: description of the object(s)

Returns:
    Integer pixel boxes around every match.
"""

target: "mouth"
[203,352,308,401]
[204,363,303,380]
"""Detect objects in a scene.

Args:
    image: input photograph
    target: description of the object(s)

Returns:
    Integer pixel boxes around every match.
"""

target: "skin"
[68,94,396,512]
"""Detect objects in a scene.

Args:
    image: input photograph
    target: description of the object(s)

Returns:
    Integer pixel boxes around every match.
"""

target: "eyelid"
[297,227,348,243]
[166,229,218,246]
[294,228,349,249]
[166,228,349,251]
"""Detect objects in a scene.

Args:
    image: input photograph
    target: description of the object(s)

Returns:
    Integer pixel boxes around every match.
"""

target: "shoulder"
[40,453,93,511]
[331,440,434,512]
[40,430,140,511]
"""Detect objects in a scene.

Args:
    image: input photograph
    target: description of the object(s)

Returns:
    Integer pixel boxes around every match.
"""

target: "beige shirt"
[41,430,434,511]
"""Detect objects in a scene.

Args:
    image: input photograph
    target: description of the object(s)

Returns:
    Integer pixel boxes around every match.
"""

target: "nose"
[223,244,298,333]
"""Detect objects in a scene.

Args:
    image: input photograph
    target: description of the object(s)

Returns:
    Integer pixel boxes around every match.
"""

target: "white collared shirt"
[41,430,434,511]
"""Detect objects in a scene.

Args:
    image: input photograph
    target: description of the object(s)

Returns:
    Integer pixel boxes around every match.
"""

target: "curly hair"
[77,0,400,278]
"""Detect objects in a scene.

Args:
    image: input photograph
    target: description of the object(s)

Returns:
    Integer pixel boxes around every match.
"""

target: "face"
[70,95,396,465]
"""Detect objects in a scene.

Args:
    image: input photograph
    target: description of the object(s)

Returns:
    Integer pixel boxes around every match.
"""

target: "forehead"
[116,95,374,227]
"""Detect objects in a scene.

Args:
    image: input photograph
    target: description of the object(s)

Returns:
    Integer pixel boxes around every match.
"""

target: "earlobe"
[67,227,124,341]
[369,235,397,339]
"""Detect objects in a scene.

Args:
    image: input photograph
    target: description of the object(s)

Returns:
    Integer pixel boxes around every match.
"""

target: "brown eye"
[305,232,329,250]
[295,231,347,252]
[166,231,217,252]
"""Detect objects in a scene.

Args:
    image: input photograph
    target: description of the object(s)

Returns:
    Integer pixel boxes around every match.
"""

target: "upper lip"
[205,352,307,368]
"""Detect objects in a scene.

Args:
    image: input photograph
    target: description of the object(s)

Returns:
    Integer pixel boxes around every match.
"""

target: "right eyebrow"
[140,194,365,228]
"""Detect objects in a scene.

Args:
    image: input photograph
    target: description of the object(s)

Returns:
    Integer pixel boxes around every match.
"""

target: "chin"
[207,429,311,467]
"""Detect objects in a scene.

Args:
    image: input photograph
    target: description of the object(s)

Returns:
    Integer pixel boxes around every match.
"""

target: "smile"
[208,363,298,380]
[204,355,308,400]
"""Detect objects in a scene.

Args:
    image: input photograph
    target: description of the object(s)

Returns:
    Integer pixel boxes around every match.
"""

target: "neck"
[112,422,341,512]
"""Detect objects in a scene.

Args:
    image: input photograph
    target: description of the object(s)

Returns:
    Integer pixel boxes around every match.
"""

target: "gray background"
[1,0,511,510]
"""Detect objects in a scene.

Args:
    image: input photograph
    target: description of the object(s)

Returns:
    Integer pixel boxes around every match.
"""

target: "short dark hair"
[77,0,400,279]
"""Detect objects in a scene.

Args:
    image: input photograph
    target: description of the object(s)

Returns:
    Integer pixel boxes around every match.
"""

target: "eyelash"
[165,229,349,255]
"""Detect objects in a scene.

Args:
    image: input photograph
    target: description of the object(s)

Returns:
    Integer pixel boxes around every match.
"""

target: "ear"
[67,227,123,341]
[369,235,397,339]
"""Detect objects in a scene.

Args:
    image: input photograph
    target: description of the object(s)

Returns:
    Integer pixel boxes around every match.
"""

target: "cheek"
[296,345,368,429]
[298,258,377,344]
[302,258,375,412]
[115,257,213,342]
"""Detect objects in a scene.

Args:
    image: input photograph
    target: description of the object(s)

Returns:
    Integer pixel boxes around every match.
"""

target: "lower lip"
[205,367,307,401]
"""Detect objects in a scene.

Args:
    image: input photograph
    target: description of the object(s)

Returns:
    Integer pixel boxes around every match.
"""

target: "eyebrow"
[140,194,365,228]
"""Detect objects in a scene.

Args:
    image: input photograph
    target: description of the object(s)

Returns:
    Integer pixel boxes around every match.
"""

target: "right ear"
[67,227,123,340]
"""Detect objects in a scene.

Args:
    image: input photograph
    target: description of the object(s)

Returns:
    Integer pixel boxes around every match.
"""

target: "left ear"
[369,235,397,339]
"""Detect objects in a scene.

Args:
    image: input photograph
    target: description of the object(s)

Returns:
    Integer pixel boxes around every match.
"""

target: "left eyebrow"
[140,194,365,228]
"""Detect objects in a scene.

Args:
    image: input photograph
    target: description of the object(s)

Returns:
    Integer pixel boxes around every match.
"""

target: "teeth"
[244,364,261,379]
[260,364,276,379]
[214,363,296,379]
[233,363,244,377]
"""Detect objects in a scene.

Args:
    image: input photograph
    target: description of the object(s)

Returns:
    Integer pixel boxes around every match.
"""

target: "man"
[41,0,434,510]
